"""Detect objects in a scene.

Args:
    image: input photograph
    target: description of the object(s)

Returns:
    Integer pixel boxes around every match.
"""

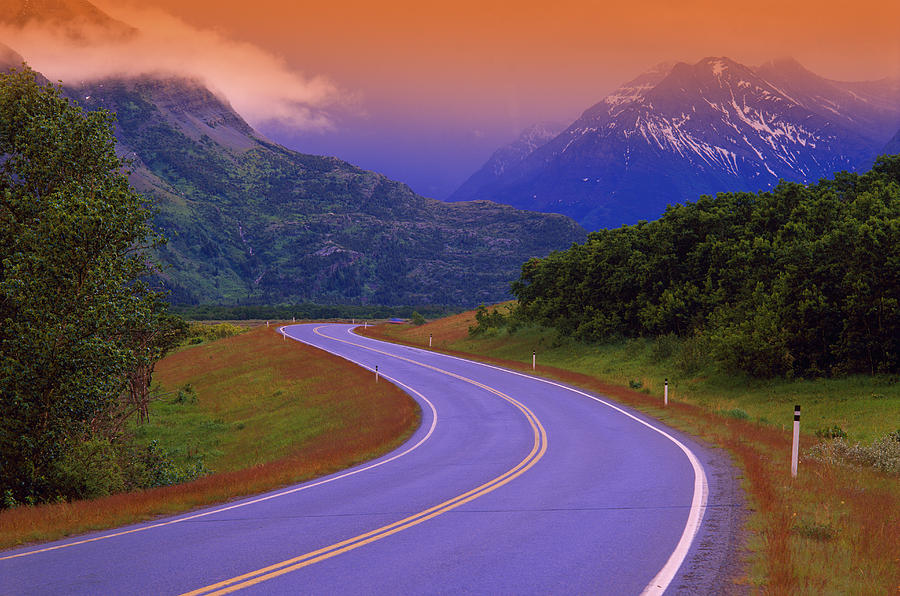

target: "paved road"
[1,324,740,594]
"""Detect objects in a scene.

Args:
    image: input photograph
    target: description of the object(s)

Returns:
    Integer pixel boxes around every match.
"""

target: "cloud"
[0,2,346,132]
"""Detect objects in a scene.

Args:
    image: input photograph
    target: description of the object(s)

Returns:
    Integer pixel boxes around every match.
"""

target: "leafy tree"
[511,155,900,378]
[0,67,181,504]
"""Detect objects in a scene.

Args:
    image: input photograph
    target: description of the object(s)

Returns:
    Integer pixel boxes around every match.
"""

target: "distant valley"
[451,57,900,229]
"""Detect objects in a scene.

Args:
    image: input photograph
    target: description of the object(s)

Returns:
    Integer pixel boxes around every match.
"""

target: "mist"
[0,2,346,132]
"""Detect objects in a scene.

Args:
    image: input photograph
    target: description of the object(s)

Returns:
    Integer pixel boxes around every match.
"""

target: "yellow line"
[182,325,548,596]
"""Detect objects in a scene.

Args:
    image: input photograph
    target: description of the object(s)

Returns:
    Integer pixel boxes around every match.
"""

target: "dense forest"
[502,156,900,378]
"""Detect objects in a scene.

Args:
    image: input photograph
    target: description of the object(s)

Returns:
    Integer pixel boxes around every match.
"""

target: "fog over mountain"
[1,0,586,305]
[0,0,342,132]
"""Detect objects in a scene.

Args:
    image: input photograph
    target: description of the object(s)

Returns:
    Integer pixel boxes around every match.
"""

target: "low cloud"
[0,2,346,132]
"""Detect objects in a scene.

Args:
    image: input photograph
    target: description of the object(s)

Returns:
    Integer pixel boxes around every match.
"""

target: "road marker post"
[266,321,269,327]
[292,316,295,322]
[791,405,800,477]
[375,365,379,383]
[429,333,432,348]
[532,350,536,371]
[664,378,669,406]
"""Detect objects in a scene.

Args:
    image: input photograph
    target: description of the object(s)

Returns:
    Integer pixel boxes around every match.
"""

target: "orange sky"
[81,0,900,195]
[123,0,900,117]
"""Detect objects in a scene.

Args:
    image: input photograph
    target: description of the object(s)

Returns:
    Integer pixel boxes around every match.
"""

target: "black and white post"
[375,365,379,383]
[664,378,669,406]
[429,333,433,348]
[532,350,536,371]
[791,405,801,478]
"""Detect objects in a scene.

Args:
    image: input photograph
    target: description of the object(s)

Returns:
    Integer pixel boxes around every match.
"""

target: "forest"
[502,156,900,378]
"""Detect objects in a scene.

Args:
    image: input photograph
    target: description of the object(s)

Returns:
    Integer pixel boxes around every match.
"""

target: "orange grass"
[361,312,900,594]
[0,325,419,550]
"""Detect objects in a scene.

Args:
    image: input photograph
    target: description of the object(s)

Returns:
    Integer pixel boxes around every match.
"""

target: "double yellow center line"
[183,326,548,595]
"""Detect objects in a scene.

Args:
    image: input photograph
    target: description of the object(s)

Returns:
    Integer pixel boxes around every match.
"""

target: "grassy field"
[364,312,900,594]
[0,324,420,550]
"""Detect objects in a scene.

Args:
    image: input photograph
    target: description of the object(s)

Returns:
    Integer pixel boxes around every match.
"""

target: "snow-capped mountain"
[451,57,900,230]
[451,122,564,202]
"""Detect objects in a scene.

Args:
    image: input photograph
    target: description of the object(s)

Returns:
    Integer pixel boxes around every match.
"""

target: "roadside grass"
[363,312,900,594]
[0,324,420,550]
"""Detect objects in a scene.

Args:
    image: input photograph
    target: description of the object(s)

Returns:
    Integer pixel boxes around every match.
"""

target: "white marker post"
[292,316,295,322]
[791,405,801,478]
[375,365,379,383]
[664,378,669,406]
[266,321,269,328]
[429,334,433,348]
[532,350,536,371]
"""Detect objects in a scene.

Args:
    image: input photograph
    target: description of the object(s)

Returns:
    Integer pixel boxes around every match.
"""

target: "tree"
[0,67,181,504]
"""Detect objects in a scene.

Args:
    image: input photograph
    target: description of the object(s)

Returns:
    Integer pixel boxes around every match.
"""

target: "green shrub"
[173,383,197,404]
[410,311,426,326]
[792,520,836,541]
[676,334,708,375]
[184,322,244,345]
[652,333,679,361]
[50,438,129,500]
[48,436,210,502]
[815,425,847,440]
[724,408,750,420]
[806,431,900,475]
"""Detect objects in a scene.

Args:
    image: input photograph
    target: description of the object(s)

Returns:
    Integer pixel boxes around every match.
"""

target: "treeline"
[172,303,460,321]
[506,156,900,378]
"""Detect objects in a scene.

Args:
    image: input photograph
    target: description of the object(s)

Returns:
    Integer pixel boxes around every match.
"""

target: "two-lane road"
[1,324,742,594]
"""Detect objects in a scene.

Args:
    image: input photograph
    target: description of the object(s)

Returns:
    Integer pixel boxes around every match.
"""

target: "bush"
[173,384,197,404]
[410,311,426,326]
[676,334,709,375]
[185,322,244,344]
[815,425,847,440]
[652,333,679,361]
[724,408,750,420]
[47,436,210,502]
[468,305,509,336]
[806,431,900,475]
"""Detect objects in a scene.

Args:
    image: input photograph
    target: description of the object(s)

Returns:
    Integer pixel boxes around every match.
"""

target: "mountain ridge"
[65,74,585,305]
[451,57,900,230]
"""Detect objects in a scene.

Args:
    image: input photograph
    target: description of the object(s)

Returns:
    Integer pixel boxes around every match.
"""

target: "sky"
[7,0,900,198]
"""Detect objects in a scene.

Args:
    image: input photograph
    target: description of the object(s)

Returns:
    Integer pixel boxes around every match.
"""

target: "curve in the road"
[183,325,549,595]
[0,323,722,595]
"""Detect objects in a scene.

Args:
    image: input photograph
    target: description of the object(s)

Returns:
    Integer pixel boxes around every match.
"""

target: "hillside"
[66,76,585,306]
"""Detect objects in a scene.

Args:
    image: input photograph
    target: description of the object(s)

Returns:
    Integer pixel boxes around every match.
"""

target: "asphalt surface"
[1,323,743,595]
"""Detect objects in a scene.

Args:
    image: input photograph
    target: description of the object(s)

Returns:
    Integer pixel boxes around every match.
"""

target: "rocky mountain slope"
[452,57,900,230]
[66,76,584,306]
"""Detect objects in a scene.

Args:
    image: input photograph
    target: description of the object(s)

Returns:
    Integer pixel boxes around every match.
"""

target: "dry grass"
[361,312,900,594]
[0,325,419,550]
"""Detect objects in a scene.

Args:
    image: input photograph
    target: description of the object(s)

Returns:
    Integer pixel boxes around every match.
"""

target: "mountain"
[451,57,900,230]
[885,128,900,155]
[64,76,585,306]
[0,0,586,306]
[451,122,564,202]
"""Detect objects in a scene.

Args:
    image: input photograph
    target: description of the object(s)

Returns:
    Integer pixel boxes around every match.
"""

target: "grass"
[362,311,900,594]
[0,324,420,550]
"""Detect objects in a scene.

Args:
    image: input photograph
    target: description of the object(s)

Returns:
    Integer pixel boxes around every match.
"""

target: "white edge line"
[0,328,438,562]
[340,324,708,596]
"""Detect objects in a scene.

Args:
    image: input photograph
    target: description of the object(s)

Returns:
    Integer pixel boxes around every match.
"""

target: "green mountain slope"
[70,77,585,306]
